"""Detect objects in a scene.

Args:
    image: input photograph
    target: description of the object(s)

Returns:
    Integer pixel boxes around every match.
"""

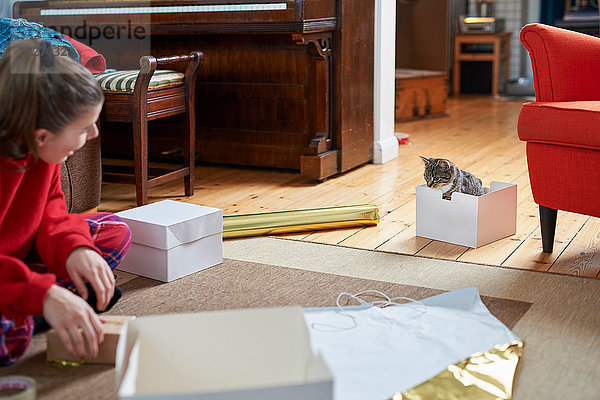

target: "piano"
[14,0,374,180]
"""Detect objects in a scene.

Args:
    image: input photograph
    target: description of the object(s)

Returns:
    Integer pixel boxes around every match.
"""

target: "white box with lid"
[116,200,223,282]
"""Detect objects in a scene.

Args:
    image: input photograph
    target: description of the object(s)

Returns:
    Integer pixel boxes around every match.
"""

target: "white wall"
[373,0,398,164]
[524,0,541,79]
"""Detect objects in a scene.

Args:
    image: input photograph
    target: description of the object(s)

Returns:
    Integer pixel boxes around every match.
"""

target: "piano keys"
[14,0,374,180]
[39,3,289,15]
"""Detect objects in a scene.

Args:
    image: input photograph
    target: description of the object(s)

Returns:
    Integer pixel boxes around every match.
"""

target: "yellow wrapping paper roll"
[223,204,380,239]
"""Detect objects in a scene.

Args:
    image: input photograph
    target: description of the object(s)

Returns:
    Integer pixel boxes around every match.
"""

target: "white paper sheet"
[303,287,519,400]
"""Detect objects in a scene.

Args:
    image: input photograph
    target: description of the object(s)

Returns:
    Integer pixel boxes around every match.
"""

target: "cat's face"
[420,156,455,188]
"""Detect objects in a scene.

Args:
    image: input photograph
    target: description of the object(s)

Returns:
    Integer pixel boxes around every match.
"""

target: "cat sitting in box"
[420,156,484,200]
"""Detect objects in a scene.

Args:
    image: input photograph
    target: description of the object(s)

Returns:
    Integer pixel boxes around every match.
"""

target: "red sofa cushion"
[518,101,600,150]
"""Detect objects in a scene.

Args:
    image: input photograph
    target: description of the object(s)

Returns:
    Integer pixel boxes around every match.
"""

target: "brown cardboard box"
[395,69,448,122]
[47,315,135,365]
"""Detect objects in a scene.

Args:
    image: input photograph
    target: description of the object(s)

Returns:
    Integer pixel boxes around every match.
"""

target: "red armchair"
[517,23,600,253]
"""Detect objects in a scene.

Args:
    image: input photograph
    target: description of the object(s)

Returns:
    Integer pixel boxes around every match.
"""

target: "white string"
[310,290,427,332]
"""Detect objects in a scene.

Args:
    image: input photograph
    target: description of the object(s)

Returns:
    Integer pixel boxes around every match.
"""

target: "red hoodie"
[0,154,97,320]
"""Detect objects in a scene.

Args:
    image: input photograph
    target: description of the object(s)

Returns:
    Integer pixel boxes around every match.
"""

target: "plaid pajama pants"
[0,212,131,366]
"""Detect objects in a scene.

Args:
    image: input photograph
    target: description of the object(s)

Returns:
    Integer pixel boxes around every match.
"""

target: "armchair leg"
[539,205,557,253]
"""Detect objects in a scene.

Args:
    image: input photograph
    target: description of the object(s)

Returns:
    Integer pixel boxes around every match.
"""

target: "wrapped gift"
[116,200,223,282]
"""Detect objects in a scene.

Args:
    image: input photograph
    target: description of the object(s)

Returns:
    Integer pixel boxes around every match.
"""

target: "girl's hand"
[43,285,104,359]
[65,247,115,311]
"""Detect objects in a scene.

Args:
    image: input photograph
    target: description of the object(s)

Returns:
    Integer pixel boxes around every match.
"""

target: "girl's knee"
[85,213,132,270]
[86,212,132,243]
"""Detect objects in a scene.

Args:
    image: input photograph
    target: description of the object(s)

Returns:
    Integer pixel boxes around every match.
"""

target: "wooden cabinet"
[453,32,511,96]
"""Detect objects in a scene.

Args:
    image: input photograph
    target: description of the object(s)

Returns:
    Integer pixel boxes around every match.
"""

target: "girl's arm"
[0,255,103,359]
[0,254,56,318]
[35,165,99,278]
[35,165,114,311]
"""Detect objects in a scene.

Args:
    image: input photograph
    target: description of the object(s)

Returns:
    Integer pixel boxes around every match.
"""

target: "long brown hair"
[0,39,104,160]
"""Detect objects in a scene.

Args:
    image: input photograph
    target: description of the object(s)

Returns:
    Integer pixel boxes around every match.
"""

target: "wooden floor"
[100,96,600,278]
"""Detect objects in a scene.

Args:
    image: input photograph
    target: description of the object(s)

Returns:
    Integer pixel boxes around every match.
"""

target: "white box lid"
[115,307,332,398]
[116,200,223,250]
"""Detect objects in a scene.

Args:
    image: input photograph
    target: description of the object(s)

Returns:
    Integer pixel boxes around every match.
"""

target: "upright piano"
[14,0,374,180]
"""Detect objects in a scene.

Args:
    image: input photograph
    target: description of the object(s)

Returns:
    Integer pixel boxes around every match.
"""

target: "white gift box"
[115,307,333,400]
[116,200,223,282]
[416,181,517,248]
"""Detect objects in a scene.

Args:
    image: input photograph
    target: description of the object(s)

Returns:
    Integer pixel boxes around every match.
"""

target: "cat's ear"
[437,159,450,170]
[419,156,430,165]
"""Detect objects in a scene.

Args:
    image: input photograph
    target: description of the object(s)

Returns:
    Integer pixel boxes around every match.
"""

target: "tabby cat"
[420,156,485,200]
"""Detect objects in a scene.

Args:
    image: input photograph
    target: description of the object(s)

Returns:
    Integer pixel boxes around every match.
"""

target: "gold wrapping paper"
[391,341,524,400]
[223,205,380,239]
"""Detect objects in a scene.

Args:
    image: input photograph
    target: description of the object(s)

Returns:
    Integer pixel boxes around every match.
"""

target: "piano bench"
[95,70,185,92]
[96,52,204,206]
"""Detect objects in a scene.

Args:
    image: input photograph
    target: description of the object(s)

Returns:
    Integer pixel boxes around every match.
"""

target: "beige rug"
[225,238,600,400]
[1,237,599,399]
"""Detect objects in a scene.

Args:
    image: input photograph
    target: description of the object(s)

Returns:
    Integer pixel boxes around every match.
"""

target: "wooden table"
[453,32,511,96]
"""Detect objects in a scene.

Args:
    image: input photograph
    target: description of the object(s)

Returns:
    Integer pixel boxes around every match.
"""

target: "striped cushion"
[94,70,184,92]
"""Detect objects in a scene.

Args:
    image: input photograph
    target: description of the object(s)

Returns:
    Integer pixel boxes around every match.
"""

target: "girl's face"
[35,103,102,164]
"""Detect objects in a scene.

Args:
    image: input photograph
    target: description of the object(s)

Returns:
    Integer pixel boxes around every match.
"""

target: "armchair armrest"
[521,23,600,102]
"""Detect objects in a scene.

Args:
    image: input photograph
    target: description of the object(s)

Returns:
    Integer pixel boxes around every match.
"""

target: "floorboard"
[100,96,600,278]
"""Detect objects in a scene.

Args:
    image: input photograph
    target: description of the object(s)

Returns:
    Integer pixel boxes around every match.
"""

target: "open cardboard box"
[416,181,517,248]
[116,200,223,282]
[115,307,333,399]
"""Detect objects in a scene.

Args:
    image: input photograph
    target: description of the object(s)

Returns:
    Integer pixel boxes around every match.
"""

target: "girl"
[0,39,131,365]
